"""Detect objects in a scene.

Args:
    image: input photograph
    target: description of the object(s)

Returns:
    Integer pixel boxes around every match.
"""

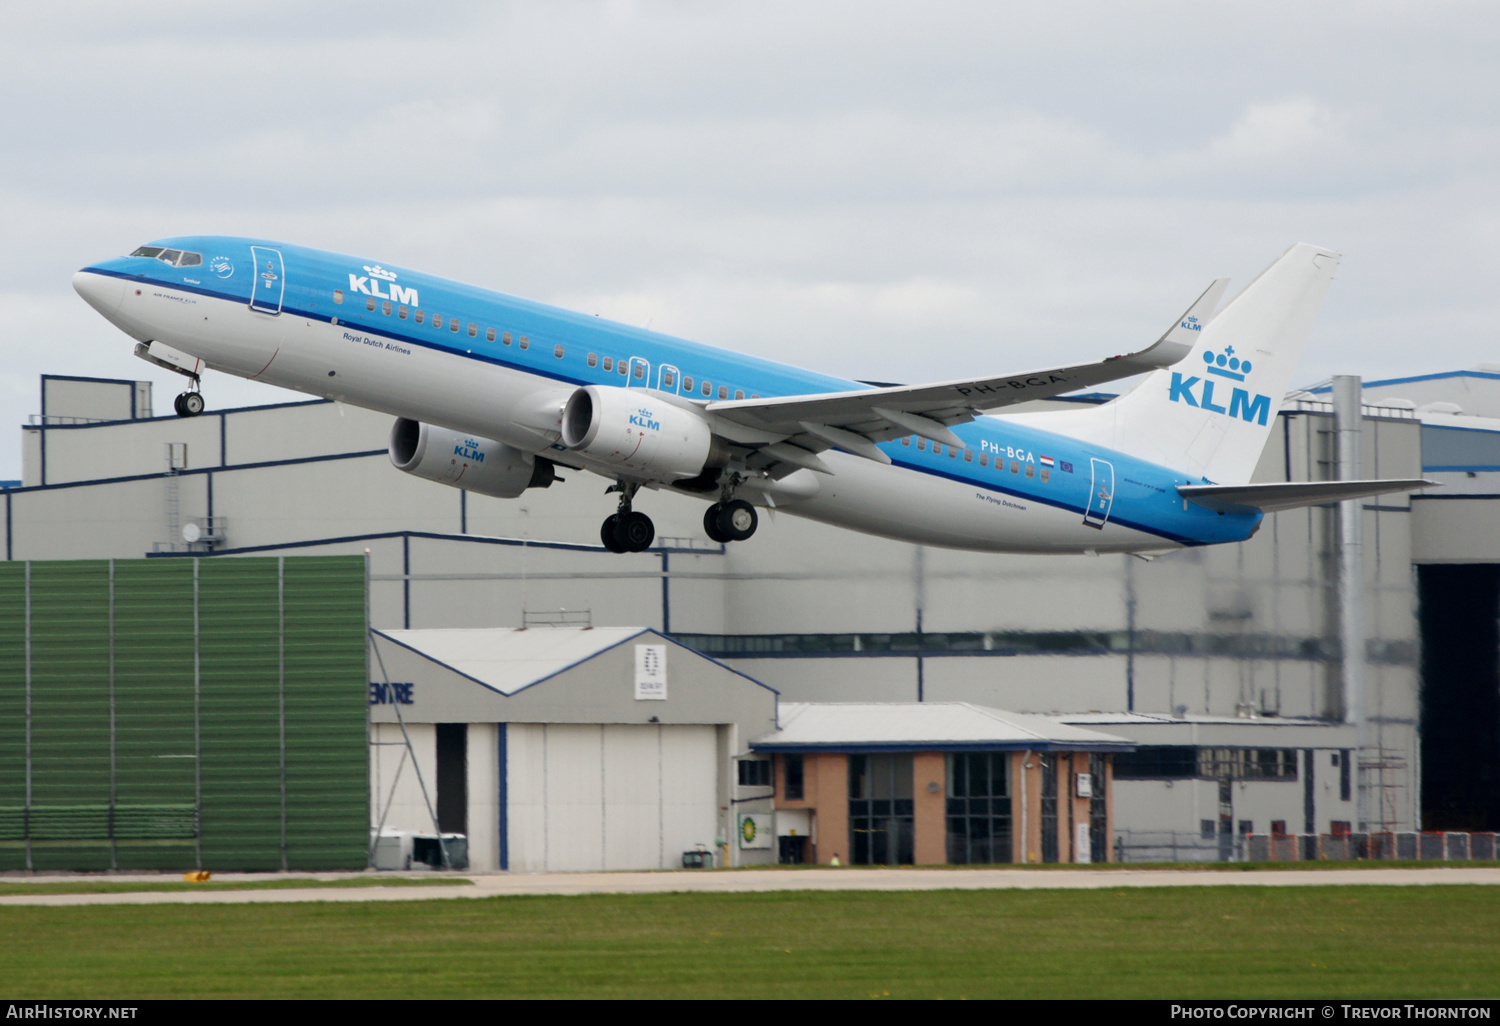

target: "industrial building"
[6,365,1500,863]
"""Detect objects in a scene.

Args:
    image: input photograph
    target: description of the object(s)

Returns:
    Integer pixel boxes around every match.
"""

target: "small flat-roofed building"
[367,626,779,872]
[750,702,1133,866]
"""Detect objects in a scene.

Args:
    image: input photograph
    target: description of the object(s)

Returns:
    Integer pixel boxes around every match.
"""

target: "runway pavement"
[3,866,1500,907]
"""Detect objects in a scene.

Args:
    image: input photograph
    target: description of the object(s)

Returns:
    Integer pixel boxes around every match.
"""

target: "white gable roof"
[375,627,651,695]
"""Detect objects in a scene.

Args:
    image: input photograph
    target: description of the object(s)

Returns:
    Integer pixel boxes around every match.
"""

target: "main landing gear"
[704,498,758,543]
[601,482,655,553]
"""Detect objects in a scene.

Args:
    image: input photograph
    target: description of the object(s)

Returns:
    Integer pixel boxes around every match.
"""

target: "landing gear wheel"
[703,504,730,543]
[616,511,655,552]
[601,514,626,553]
[175,392,204,418]
[715,499,758,542]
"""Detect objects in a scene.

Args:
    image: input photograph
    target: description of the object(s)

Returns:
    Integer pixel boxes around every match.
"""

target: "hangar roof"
[375,626,667,695]
[751,702,1133,753]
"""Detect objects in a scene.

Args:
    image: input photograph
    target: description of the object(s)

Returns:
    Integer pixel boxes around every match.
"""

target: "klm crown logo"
[1168,346,1270,426]
[1180,315,1203,332]
[364,265,399,282]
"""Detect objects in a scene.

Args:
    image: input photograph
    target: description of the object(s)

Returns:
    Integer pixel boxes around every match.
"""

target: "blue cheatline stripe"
[749,741,1136,754]
[497,723,508,872]
[1424,465,1500,472]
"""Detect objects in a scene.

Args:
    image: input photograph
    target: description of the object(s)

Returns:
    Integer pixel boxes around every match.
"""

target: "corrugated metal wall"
[0,556,368,871]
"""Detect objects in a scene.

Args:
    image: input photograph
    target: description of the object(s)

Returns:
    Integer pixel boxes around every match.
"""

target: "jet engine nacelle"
[561,385,722,479]
[389,418,556,498]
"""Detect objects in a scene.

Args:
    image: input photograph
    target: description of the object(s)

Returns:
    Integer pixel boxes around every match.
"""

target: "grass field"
[4,885,1498,999]
[0,877,471,897]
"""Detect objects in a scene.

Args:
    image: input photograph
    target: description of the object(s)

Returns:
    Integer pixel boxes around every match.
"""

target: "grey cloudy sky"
[3,1,1498,480]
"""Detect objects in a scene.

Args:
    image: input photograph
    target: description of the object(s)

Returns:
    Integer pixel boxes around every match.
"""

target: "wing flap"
[1179,479,1436,514]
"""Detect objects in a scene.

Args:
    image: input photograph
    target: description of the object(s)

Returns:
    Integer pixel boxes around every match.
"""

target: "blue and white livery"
[71,239,1426,554]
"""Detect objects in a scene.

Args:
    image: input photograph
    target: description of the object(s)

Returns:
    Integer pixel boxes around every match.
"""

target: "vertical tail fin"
[1104,243,1340,483]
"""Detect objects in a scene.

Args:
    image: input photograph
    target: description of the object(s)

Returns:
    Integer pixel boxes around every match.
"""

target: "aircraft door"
[656,363,681,393]
[1083,457,1115,529]
[249,246,285,315]
[626,356,650,388]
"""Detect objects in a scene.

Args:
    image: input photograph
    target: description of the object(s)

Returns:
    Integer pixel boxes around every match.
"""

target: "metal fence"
[1117,829,1500,863]
[0,556,369,872]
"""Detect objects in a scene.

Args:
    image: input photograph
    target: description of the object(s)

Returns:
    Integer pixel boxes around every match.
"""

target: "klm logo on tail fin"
[1168,347,1271,425]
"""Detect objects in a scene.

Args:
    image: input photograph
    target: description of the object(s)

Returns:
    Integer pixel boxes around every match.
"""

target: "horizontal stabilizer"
[1178,479,1436,514]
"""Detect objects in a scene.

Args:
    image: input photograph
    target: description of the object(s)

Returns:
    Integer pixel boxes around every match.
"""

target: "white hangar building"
[8,366,1500,855]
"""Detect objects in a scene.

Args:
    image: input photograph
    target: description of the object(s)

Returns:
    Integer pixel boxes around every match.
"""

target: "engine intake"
[561,386,724,480]
[389,418,555,498]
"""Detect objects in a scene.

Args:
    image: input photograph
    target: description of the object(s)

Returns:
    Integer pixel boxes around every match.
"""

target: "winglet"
[1136,277,1231,367]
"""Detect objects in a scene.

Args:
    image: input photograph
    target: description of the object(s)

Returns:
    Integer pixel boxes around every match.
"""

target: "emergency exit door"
[1083,457,1115,528]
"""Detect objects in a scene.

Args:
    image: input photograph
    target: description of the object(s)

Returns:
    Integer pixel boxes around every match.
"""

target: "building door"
[1218,777,1235,861]
[946,752,1011,864]
[848,754,914,865]
[778,835,807,864]
[1040,753,1060,863]
[248,246,285,315]
[1088,753,1108,863]
[1083,458,1114,528]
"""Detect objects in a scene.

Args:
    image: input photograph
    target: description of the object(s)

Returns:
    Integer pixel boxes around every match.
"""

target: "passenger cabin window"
[633,363,644,379]
[432,314,443,328]
[398,305,408,319]
[415,310,425,324]
[588,353,599,368]
[1041,468,1049,483]
[949,446,957,458]
[617,360,627,375]
[901,436,911,447]
[502,331,512,345]
[468,323,478,337]
[718,385,728,400]
[917,438,927,451]
[381,301,391,315]
[519,336,529,350]
[701,381,711,396]
[964,449,973,463]
[554,345,565,359]
[333,290,344,304]
[602,356,613,371]
[662,370,675,387]
[450,319,460,333]
[1010,461,1019,474]
[735,390,745,400]
[979,452,988,466]
[366,297,376,312]
[682,376,693,391]
[1025,463,1034,478]
[486,328,496,342]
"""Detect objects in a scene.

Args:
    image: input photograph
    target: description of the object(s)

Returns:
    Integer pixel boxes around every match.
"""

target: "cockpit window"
[129,246,203,267]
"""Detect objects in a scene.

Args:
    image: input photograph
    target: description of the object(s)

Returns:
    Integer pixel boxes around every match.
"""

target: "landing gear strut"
[600,482,655,553]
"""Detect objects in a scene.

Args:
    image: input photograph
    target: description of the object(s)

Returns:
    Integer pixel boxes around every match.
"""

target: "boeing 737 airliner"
[71,239,1427,554]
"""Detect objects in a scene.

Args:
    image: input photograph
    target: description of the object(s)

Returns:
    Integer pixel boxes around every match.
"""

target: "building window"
[848,754,914,865]
[1271,820,1288,836]
[487,328,496,342]
[947,752,1011,864]
[588,353,598,368]
[1088,752,1107,864]
[738,759,772,787]
[333,289,344,304]
[1201,819,1216,840]
[1040,753,1060,864]
[783,755,804,801]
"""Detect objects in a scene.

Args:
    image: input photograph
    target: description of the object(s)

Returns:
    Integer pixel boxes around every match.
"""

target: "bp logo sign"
[738,812,772,849]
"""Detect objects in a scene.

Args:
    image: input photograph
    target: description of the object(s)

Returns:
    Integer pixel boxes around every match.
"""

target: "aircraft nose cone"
[73,270,126,317]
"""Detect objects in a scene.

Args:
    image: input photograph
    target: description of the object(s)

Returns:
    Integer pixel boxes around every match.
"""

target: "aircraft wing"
[1178,479,1436,514]
[706,278,1229,474]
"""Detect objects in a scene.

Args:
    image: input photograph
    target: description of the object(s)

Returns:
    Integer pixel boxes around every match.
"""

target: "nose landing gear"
[600,482,655,553]
[173,390,205,418]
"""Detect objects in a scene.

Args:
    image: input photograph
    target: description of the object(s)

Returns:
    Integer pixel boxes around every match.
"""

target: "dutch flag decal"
[1039,455,1055,468]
